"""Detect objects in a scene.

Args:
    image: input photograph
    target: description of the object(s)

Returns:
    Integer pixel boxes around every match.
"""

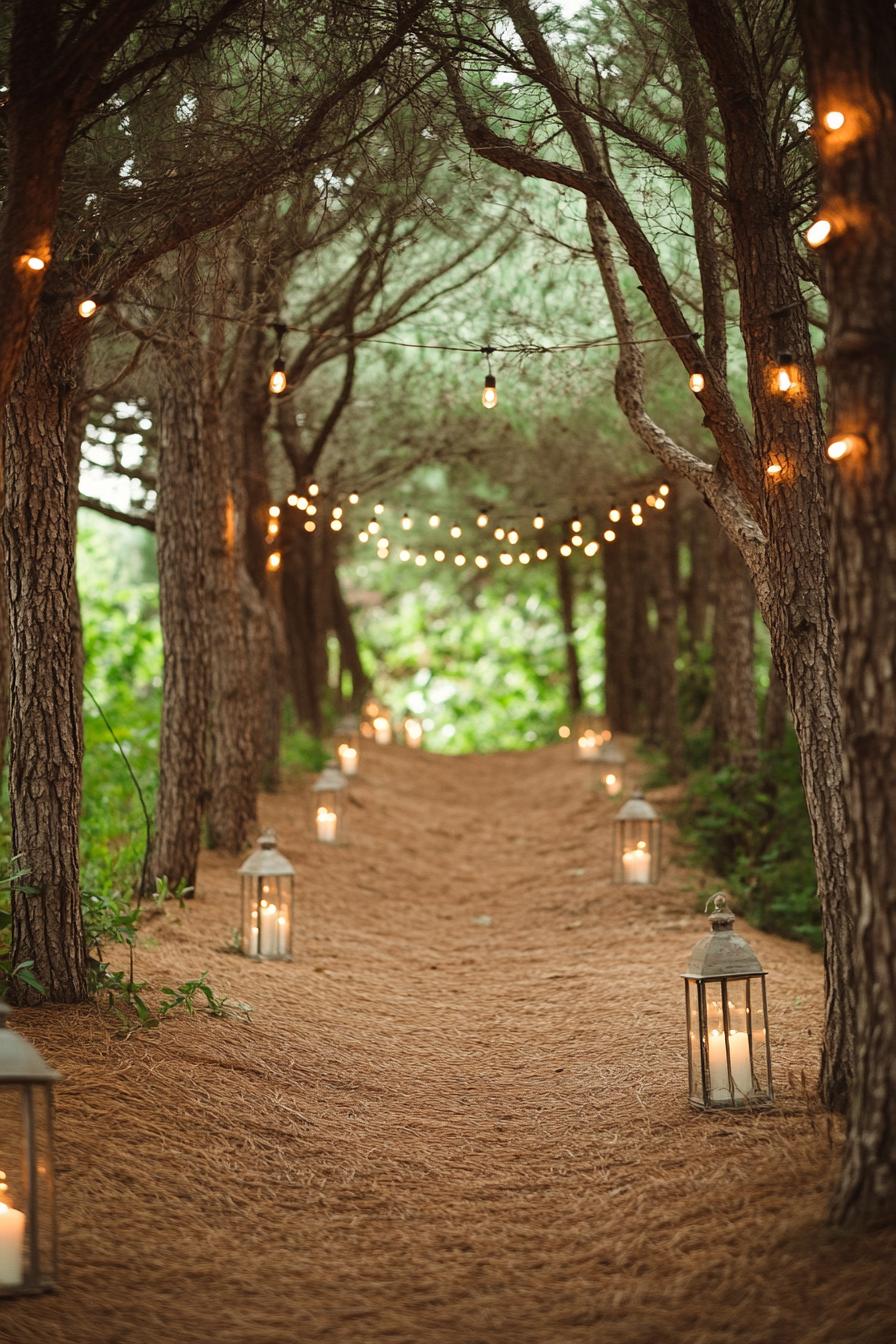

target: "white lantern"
[312,764,349,845]
[613,791,662,885]
[596,738,626,796]
[334,716,360,776]
[238,830,295,960]
[403,716,423,748]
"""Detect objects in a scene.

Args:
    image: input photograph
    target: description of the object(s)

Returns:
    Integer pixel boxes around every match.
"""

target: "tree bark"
[762,660,789,752]
[603,535,638,732]
[556,551,584,716]
[648,499,685,776]
[0,544,9,773]
[332,568,370,712]
[1,304,89,1001]
[798,0,896,1224]
[148,336,211,894]
[683,500,714,650]
[711,529,759,771]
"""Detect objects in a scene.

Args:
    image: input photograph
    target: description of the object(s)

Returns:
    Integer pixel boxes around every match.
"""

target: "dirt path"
[4,745,895,1344]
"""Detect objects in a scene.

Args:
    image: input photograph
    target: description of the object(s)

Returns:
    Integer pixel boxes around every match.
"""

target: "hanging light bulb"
[584,541,599,557]
[331,519,343,531]
[434,549,446,562]
[533,513,545,530]
[604,529,616,542]
[499,552,513,565]
[454,553,466,566]
[21,254,46,272]
[480,346,498,409]
[368,519,380,535]
[268,322,288,395]
[77,296,98,319]
[297,495,308,510]
[359,530,369,543]
[766,460,784,477]
[806,217,833,248]
[450,522,462,539]
[570,518,582,534]
[332,506,343,519]
[689,367,705,394]
[401,513,412,531]
[429,513,441,527]
[348,491,360,505]
[308,482,320,497]
[654,497,666,511]
[659,484,670,497]
[519,552,530,564]
[304,520,316,533]
[373,501,384,514]
[774,352,797,393]
[475,555,488,569]
[287,494,299,507]
[400,548,411,562]
[415,554,426,567]
[646,494,657,508]
[477,511,489,528]
[572,534,583,547]
[306,504,317,516]
[536,547,548,561]
[507,529,519,545]
[268,505,281,518]
[266,551,282,572]
[631,503,642,516]
[822,110,846,132]
[494,527,506,541]
[632,514,644,526]
[560,543,572,557]
[609,508,621,523]
[826,433,864,462]
[267,519,280,539]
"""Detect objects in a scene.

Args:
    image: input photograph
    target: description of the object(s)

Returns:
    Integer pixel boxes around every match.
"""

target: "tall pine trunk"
[799,0,896,1223]
[1,306,88,1002]
[711,530,759,771]
[555,551,583,716]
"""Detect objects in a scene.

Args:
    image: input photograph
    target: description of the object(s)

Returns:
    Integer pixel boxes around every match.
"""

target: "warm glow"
[297,496,308,510]
[332,506,343,519]
[78,297,98,319]
[533,513,544,529]
[560,543,572,557]
[482,375,497,408]
[536,547,548,560]
[430,513,441,527]
[415,554,426,566]
[689,370,705,393]
[609,508,621,523]
[454,553,466,566]
[494,527,506,540]
[606,773,616,786]
[822,110,845,131]
[572,534,583,547]
[401,514,412,530]
[584,541,598,556]
[267,519,280,539]
[558,724,571,739]
[331,519,342,531]
[309,483,320,497]
[766,461,783,477]
[646,494,656,507]
[22,254,46,271]
[477,512,489,527]
[368,519,380,534]
[434,549,446,562]
[806,217,833,248]
[268,363,287,395]
[475,554,488,569]
[632,515,643,526]
[306,504,317,516]
[631,503,642,515]
[776,368,793,392]
[571,518,582,534]
[359,531,369,542]
[373,500,383,513]
[450,523,462,539]
[659,484,670,496]
[654,498,666,511]
[269,505,280,518]
[499,552,512,565]
[348,491,360,504]
[604,529,616,542]
[266,551,282,572]
[400,548,410,561]
[304,520,316,533]
[287,493,299,507]
[507,529,519,545]
[519,552,530,564]
[827,434,862,462]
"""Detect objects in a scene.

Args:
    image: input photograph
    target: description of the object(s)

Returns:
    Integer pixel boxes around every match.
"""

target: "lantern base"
[688,1093,774,1112]
[0,1280,56,1298]
[240,951,294,963]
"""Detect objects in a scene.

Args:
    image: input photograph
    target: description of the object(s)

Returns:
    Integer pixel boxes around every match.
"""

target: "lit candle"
[621,842,651,885]
[0,1200,25,1288]
[277,914,288,956]
[604,771,623,797]
[258,899,279,955]
[338,744,359,776]
[707,1028,753,1103]
[577,732,599,761]
[316,806,338,844]
[404,718,423,748]
[373,715,392,745]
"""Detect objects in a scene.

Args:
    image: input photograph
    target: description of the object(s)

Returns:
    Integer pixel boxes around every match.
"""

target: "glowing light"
[560,543,572,557]
[559,725,571,739]
[450,523,462,539]
[348,491,360,504]
[415,554,426,566]
[304,520,315,533]
[475,555,488,569]
[604,529,616,542]
[368,519,380,535]
[806,217,833,248]
[632,514,643,526]
[535,547,548,560]
[494,527,506,541]
[533,513,545,530]
[689,369,705,394]
[268,360,287,395]
[267,519,280,539]
[659,484,670,497]
[609,508,621,523]
[499,552,512,565]
[429,513,440,527]
[266,551,281,572]
[332,506,343,519]
[584,541,598,556]
[359,530,369,543]
[297,496,308,510]
[766,461,783,477]
[822,110,845,132]
[572,535,583,547]
[646,494,657,507]
[309,483,320,497]
[22,254,46,272]
[401,513,412,531]
[331,519,342,531]
[654,498,666,511]
[507,529,519,545]
[631,503,642,515]
[775,353,796,393]
[477,511,489,528]
[454,553,466,566]
[519,552,530,564]
[373,501,384,514]
[287,494,299,507]
[400,548,411,561]
[78,297,98,319]
[571,518,582,534]
[434,549,446,562]
[269,505,280,518]
[826,434,863,462]
[306,504,317,516]
[482,374,497,409]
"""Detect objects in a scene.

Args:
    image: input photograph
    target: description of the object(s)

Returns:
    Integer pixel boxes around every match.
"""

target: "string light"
[826,433,864,462]
[571,518,582,534]
[654,497,666,511]
[659,484,670,496]
[519,552,530,564]
[21,254,46,272]
[689,367,705,393]
[475,555,488,569]
[269,506,280,518]
[287,493,299,507]
[774,352,797,393]
[78,297,98,319]
[306,504,317,516]
[304,520,316,533]
[631,503,642,516]
[368,519,380,535]
[481,346,497,409]
[415,554,426,566]
[450,523,462,539]
[331,519,343,531]
[766,460,784,477]
[477,511,489,528]
[267,519,280,539]
[400,548,411,561]
[434,549,446,562]
[609,508,621,523]
[373,501,384,514]
[822,110,845,132]
[348,491,360,504]
[401,513,412,531]
[560,543,572,557]
[332,506,343,519]
[806,217,833,248]
[359,530,369,543]
[454,554,466,566]
[646,494,657,507]
[533,513,545,529]
[494,526,506,540]
[558,725,571,739]
[429,513,441,527]
[297,495,308,510]
[536,547,548,560]
[268,323,288,395]
[571,534,583,547]
[499,552,512,565]
[604,529,616,542]
[266,551,281,572]
[507,529,519,545]
[584,541,599,556]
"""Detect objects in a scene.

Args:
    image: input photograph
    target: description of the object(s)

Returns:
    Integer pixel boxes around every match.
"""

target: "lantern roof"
[597,739,626,764]
[0,1002,60,1084]
[335,715,359,734]
[239,828,295,877]
[313,763,347,792]
[685,893,765,979]
[615,789,659,821]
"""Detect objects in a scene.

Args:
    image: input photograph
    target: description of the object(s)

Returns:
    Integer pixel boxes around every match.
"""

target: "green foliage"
[93,966,250,1038]
[676,734,821,949]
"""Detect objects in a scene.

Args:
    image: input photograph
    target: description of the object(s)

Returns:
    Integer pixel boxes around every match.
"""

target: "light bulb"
[558,725,571,739]
[401,513,412,531]
[429,514,440,527]
[766,461,783,476]
[571,518,582,534]
[507,529,519,545]
[806,217,833,248]
[268,359,287,395]
[309,482,320,497]
[482,374,497,409]
[689,369,705,393]
[477,512,489,528]
[78,297,98,319]
[434,549,446,562]
[267,519,280,539]
[297,496,308,510]
[654,498,666,511]
[373,501,384,514]
[359,531,369,543]
[306,504,317,516]
[332,506,343,519]
[266,551,281,572]
[499,552,512,565]
[775,352,796,393]
[822,110,845,131]
[519,552,530,564]
[331,519,343,531]
[536,547,548,560]
[659,484,670,496]
[604,529,616,542]
[826,434,862,462]
[269,505,281,518]
[450,523,462,539]
[348,491,360,504]
[287,494,299,507]
[304,520,316,533]
[572,534,583,547]
[22,254,46,272]
[494,527,505,541]
[475,555,488,569]
[646,495,657,508]
[400,548,410,561]
[584,541,598,556]
[560,543,572,557]
[368,520,380,535]
[454,553,466,566]
[631,503,642,515]
[533,513,544,529]
[415,554,426,566]
[609,508,621,522]
[632,514,644,526]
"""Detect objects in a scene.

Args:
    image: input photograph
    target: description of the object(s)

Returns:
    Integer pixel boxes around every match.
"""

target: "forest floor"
[4,743,896,1344]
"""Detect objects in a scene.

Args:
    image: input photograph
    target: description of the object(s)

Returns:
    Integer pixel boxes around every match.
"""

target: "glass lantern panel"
[702,977,754,1106]
[598,765,624,797]
[747,978,772,1097]
[336,742,360,776]
[0,1084,55,1294]
[244,875,292,958]
[685,980,703,1105]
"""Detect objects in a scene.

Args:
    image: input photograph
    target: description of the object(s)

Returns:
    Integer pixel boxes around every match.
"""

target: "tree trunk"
[148,338,211,894]
[0,546,9,773]
[556,551,584,716]
[203,363,257,853]
[798,0,896,1224]
[711,529,759,771]
[1,305,89,1002]
[683,500,714,649]
[332,568,370,712]
[648,499,685,776]
[762,660,788,752]
[603,535,637,732]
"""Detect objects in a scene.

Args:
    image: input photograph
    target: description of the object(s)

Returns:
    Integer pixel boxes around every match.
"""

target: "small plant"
[0,858,47,998]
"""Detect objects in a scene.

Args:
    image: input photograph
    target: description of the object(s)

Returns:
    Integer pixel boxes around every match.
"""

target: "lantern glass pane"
[242,874,292,959]
[598,764,624,796]
[0,1084,55,1295]
[686,981,703,1105]
[748,979,771,1096]
[703,977,756,1105]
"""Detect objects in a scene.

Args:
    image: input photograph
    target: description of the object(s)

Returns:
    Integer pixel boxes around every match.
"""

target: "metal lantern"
[575,727,601,763]
[360,698,382,740]
[238,829,296,960]
[312,763,349,845]
[334,717,360,777]
[372,713,392,746]
[613,790,662,885]
[0,1001,59,1297]
[403,716,423,749]
[595,738,626,796]
[684,893,773,1110]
